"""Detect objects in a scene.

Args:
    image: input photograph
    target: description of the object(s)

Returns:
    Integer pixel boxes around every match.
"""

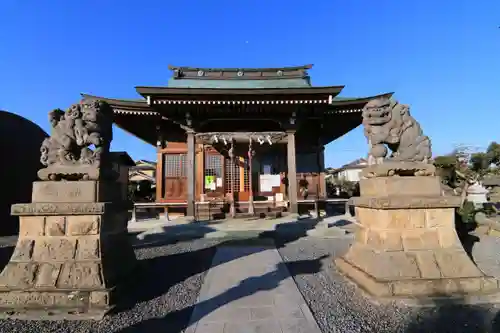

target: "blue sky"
[1,0,498,168]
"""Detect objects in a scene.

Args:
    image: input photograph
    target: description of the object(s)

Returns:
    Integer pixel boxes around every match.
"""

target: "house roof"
[129,170,156,183]
[332,158,368,173]
[135,159,157,166]
[109,151,135,166]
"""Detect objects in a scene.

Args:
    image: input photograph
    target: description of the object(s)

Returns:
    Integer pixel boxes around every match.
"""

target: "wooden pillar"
[229,144,236,218]
[287,130,298,214]
[155,124,165,203]
[317,133,326,199]
[195,144,205,201]
[156,150,163,202]
[248,138,254,215]
[186,131,196,218]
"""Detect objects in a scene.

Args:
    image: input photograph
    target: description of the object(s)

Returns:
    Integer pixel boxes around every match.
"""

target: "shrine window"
[224,158,241,193]
[163,153,187,177]
[204,154,222,177]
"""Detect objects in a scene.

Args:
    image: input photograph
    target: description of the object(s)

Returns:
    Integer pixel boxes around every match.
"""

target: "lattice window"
[243,158,250,192]
[224,158,240,193]
[205,154,222,177]
[163,153,187,177]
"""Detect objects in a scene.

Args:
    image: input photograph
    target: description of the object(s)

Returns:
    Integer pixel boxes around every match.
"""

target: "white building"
[328,158,368,182]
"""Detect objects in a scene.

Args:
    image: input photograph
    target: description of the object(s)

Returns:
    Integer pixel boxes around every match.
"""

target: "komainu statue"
[361,97,434,177]
[38,100,114,180]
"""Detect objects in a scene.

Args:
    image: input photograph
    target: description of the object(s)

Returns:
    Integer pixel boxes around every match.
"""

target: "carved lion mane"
[362,97,432,165]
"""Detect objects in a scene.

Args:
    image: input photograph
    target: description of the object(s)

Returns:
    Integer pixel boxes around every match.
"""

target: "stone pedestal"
[335,163,500,304]
[0,180,136,320]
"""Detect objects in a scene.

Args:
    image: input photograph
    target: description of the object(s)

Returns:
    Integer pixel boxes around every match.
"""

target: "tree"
[470,152,491,177]
[486,141,500,166]
[433,155,457,168]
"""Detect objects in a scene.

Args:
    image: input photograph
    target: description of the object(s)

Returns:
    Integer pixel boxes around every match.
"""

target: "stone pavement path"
[185,245,322,333]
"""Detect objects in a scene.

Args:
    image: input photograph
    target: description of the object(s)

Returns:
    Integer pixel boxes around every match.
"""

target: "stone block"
[391,280,438,296]
[76,237,100,260]
[66,216,100,236]
[0,291,87,308]
[335,257,393,297]
[45,216,66,236]
[414,252,441,279]
[32,238,76,261]
[425,208,455,228]
[10,239,34,261]
[387,209,426,229]
[360,176,442,197]
[354,228,368,244]
[352,196,462,209]
[12,202,114,216]
[442,278,482,294]
[355,207,387,228]
[57,262,103,289]
[90,291,110,307]
[366,229,403,251]
[434,250,484,278]
[402,229,440,250]
[18,216,45,237]
[0,263,38,288]
[481,278,499,292]
[438,228,462,248]
[35,263,62,288]
[31,181,122,203]
[343,245,420,280]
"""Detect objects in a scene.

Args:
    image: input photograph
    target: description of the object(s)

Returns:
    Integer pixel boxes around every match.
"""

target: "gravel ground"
[0,238,222,333]
[1,232,500,332]
[277,236,500,333]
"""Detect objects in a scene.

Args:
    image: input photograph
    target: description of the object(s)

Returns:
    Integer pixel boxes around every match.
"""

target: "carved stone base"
[3,179,136,319]
[37,165,118,181]
[361,161,436,178]
[336,175,500,304]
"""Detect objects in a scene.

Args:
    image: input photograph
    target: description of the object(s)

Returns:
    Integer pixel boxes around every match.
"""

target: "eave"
[135,85,345,97]
[167,64,313,72]
[81,93,154,115]
[81,93,185,146]
[80,91,394,147]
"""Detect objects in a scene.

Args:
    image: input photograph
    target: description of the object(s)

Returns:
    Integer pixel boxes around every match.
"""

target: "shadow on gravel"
[113,217,328,332]
[130,215,323,250]
[404,296,500,333]
[117,255,326,333]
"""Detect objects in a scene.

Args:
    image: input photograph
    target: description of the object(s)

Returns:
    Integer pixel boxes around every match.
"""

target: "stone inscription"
[32,181,96,203]
[11,203,106,216]
[0,291,87,307]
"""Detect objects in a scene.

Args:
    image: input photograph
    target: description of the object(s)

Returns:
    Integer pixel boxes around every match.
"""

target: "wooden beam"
[195,132,287,144]
[287,130,298,214]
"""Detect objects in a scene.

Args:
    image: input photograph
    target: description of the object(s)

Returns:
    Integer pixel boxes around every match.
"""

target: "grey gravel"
[1,232,500,332]
[277,236,500,333]
[0,238,223,333]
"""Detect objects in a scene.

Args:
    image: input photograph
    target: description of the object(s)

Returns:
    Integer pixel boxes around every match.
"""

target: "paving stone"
[187,245,321,332]
[224,319,282,333]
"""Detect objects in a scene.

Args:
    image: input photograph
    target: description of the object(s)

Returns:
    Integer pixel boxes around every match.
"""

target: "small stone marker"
[0,100,136,320]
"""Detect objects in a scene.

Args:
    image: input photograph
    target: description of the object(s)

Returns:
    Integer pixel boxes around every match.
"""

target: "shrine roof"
[135,85,345,97]
[165,64,313,89]
[81,92,393,110]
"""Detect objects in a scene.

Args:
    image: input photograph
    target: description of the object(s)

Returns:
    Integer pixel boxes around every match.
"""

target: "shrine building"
[82,64,392,218]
